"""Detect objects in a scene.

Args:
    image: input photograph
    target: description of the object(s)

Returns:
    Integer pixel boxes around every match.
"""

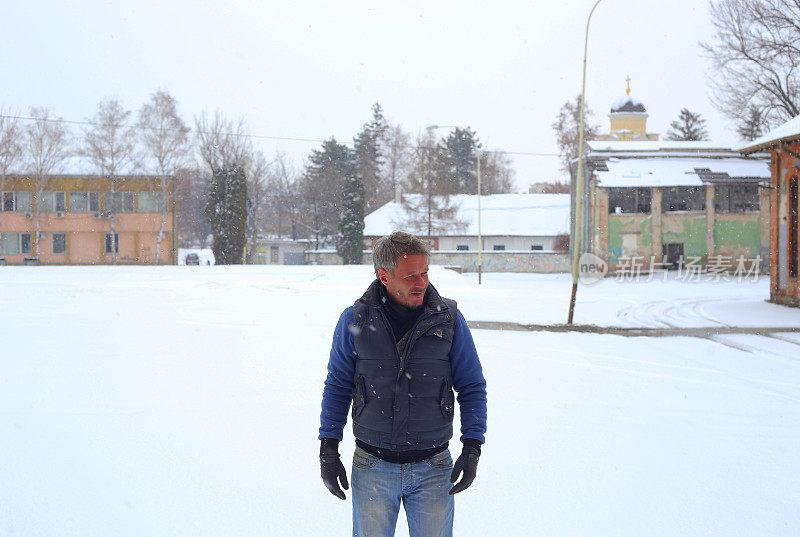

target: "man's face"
[378,254,429,309]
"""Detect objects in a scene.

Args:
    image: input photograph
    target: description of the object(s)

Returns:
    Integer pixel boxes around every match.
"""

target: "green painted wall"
[640,218,652,246]
[714,220,760,256]
[662,216,707,258]
[607,216,651,261]
[607,218,623,260]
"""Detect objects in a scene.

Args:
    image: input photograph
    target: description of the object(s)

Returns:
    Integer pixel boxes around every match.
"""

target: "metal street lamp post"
[426,124,483,284]
[568,0,602,324]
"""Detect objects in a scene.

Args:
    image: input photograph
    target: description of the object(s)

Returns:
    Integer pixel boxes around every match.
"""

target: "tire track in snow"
[616,297,744,329]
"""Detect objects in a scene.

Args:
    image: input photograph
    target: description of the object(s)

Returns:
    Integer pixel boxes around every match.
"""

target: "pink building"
[0,175,177,265]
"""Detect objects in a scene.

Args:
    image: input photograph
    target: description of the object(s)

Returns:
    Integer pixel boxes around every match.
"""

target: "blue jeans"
[351,445,454,537]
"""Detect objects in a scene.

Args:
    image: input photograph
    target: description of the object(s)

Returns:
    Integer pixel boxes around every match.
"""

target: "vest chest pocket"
[352,375,367,419]
[423,324,453,343]
[439,379,455,422]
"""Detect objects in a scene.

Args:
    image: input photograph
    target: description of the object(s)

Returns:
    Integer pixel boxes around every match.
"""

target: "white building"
[364,193,571,252]
[362,193,571,273]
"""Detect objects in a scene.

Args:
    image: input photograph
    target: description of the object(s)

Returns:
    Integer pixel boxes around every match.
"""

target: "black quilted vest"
[350,280,457,451]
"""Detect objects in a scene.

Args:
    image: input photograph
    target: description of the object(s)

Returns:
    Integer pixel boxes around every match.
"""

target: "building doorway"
[662,243,684,270]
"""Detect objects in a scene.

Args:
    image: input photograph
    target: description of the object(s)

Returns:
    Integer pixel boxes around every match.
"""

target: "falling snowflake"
[348,325,362,336]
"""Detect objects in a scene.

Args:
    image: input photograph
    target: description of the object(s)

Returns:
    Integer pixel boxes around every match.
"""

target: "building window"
[69,191,100,212]
[456,245,469,251]
[531,244,543,250]
[663,187,706,212]
[52,233,66,254]
[138,191,166,213]
[108,192,135,213]
[39,191,66,212]
[1,233,32,255]
[608,188,651,214]
[714,184,759,213]
[105,233,119,254]
[1,191,32,212]
[493,245,506,251]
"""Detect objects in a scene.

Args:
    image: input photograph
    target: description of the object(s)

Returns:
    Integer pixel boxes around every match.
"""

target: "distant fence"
[306,250,570,273]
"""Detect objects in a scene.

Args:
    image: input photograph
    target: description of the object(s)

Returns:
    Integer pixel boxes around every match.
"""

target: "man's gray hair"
[373,231,430,276]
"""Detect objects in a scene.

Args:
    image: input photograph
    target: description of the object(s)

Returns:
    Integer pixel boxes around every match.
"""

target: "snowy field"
[1,265,799,537]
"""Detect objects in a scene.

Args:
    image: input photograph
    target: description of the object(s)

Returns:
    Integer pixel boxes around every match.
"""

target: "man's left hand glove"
[449,439,481,495]
[320,438,349,500]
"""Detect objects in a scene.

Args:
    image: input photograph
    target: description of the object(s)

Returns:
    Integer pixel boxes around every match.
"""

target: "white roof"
[738,115,800,153]
[588,140,734,153]
[596,158,770,187]
[364,193,571,237]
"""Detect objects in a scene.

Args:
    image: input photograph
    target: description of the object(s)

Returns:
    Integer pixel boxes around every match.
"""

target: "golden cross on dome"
[626,75,631,96]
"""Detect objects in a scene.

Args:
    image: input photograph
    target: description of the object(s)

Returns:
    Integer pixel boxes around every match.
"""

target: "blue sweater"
[319,306,487,444]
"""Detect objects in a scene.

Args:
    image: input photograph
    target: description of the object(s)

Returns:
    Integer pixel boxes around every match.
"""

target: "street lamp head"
[425,124,439,131]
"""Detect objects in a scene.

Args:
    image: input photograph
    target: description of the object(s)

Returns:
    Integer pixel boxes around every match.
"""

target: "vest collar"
[359,279,450,313]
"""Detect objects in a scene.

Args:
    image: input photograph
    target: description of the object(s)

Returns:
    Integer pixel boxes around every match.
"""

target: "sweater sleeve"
[318,307,357,441]
[449,310,488,444]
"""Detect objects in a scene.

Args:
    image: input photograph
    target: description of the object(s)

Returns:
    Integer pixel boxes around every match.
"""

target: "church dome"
[610,95,646,114]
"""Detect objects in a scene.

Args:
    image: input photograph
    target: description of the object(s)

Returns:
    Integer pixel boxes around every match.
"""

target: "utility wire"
[0,113,559,158]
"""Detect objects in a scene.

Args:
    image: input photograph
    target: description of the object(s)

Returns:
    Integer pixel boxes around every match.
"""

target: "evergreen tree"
[354,103,390,214]
[195,112,252,261]
[205,164,248,264]
[666,108,710,141]
[442,127,479,194]
[737,105,766,141]
[337,165,364,264]
[299,138,356,248]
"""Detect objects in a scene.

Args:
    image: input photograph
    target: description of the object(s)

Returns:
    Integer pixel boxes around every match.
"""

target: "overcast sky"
[3,0,728,190]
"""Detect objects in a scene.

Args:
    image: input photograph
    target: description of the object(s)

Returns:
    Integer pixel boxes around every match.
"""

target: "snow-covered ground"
[1,265,798,537]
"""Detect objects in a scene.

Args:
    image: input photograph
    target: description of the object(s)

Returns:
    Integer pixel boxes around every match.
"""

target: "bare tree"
[529,181,570,194]
[0,111,24,239]
[479,150,516,194]
[399,132,465,240]
[0,111,23,177]
[701,0,800,129]
[138,90,190,264]
[175,167,211,248]
[82,98,140,265]
[195,110,252,172]
[266,152,302,240]
[26,107,71,259]
[552,94,600,176]
[380,124,413,203]
[245,150,271,263]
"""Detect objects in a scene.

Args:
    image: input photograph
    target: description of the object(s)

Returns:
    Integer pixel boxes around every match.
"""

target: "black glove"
[449,439,481,495]
[320,438,349,500]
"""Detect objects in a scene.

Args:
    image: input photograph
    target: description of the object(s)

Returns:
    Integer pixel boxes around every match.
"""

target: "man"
[318,231,487,537]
